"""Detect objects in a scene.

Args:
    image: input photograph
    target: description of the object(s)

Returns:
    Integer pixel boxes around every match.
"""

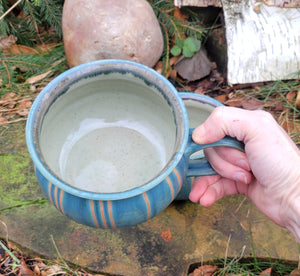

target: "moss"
[0,152,44,204]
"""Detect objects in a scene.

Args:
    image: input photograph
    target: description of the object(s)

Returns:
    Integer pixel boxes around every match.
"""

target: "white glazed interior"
[39,73,177,193]
[184,99,215,127]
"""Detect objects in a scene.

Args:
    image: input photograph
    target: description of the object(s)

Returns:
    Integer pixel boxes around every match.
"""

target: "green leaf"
[182,47,194,58]
[184,37,200,52]
[171,45,182,56]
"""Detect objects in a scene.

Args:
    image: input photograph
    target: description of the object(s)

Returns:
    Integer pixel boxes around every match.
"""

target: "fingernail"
[192,125,206,144]
[234,172,248,184]
[236,160,250,171]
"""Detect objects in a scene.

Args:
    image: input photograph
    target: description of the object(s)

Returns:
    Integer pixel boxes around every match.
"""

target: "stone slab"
[0,122,298,275]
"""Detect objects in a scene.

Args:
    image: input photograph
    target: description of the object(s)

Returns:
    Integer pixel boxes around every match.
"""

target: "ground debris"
[0,239,105,276]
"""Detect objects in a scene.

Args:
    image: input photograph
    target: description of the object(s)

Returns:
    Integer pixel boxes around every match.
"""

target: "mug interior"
[35,65,182,194]
[184,99,215,128]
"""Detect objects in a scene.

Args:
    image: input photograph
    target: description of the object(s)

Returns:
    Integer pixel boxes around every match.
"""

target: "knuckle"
[255,110,275,123]
[211,106,226,121]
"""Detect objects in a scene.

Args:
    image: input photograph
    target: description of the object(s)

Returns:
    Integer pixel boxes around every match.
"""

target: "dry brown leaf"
[0,116,9,125]
[225,97,244,107]
[260,267,272,275]
[18,100,32,109]
[16,108,30,117]
[1,92,17,101]
[242,99,264,110]
[154,61,163,74]
[214,94,227,104]
[190,265,218,276]
[42,265,64,275]
[20,259,35,276]
[173,6,188,21]
[26,71,52,84]
[0,100,16,109]
[9,44,38,55]
[287,90,297,100]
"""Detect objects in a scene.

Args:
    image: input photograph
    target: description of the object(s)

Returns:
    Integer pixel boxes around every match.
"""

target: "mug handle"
[185,128,245,176]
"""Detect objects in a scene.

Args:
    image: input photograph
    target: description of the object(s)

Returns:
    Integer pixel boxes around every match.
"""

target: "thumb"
[192,106,257,145]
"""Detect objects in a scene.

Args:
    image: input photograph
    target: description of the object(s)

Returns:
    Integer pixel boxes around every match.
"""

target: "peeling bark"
[222,0,300,84]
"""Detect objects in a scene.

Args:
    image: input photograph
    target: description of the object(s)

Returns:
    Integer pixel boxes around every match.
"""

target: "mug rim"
[180,92,224,107]
[26,59,189,201]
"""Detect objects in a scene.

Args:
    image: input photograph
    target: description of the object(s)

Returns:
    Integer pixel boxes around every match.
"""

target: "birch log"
[174,0,300,7]
[222,0,300,84]
[174,0,221,7]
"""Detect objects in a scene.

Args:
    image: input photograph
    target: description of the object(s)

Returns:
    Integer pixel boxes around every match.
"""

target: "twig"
[50,235,70,271]
[2,61,11,86]
[0,220,8,243]
[0,0,23,21]
[0,240,20,264]
[224,234,231,269]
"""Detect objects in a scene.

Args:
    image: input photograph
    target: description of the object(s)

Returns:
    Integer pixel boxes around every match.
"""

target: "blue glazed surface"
[26,62,243,228]
[26,60,191,228]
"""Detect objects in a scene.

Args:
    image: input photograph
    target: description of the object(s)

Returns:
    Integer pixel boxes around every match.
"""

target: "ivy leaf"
[171,45,182,56]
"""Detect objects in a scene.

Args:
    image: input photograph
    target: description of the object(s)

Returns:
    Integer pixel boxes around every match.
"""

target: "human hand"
[189,106,300,241]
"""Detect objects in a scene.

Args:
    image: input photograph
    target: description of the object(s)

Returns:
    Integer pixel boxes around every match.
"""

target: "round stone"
[62,0,164,68]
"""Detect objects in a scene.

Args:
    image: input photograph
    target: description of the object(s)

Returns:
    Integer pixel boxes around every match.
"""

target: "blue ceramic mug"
[26,60,243,228]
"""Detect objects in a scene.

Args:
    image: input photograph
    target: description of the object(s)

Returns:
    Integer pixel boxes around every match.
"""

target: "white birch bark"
[174,0,221,7]
[174,0,299,8]
[222,0,300,84]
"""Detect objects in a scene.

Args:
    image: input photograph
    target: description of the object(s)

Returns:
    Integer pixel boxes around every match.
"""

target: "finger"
[206,146,250,171]
[189,175,220,202]
[190,176,244,206]
[204,147,252,184]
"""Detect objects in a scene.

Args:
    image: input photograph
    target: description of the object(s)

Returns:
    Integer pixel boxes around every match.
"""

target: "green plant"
[148,0,206,76]
[0,0,63,45]
[171,37,201,58]
[0,43,67,88]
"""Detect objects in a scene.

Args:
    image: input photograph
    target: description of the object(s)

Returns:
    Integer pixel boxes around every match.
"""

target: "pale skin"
[190,106,300,242]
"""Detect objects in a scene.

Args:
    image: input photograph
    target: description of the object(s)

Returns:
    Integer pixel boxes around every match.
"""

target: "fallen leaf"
[173,6,188,21]
[214,94,227,104]
[155,61,163,74]
[1,92,17,101]
[225,97,243,107]
[16,108,30,117]
[9,44,38,55]
[20,259,34,276]
[42,265,64,275]
[242,99,264,110]
[160,230,172,242]
[286,90,297,100]
[260,267,272,275]
[0,100,16,109]
[18,100,32,109]
[190,265,218,276]
[0,115,9,125]
[26,71,52,84]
